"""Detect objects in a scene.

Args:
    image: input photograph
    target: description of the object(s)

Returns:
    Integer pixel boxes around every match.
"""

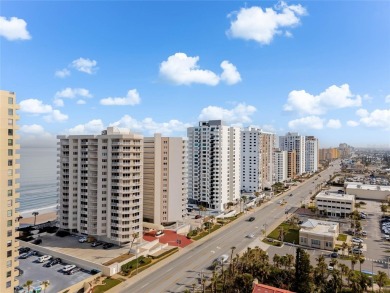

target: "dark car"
[330,252,338,258]
[103,243,114,249]
[66,267,80,275]
[91,241,103,247]
[45,258,62,267]
[24,250,37,259]
[195,215,202,219]
[32,239,42,245]
[18,247,30,253]
[248,217,255,222]
[289,193,293,197]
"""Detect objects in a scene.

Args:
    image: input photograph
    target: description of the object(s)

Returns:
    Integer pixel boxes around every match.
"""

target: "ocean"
[18,147,58,217]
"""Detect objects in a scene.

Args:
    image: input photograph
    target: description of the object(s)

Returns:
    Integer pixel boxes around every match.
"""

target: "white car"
[277,200,283,204]
[352,238,364,243]
[328,265,334,271]
[37,255,52,263]
[215,254,229,265]
[78,236,88,243]
[246,233,255,238]
[62,264,76,272]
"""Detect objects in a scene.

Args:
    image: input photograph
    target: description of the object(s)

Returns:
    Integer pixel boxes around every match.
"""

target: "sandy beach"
[19,211,58,225]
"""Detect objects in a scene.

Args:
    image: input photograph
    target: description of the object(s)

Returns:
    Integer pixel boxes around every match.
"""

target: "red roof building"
[252,283,295,293]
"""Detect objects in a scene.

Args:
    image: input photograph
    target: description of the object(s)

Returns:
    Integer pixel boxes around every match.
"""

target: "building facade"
[287,150,297,179]
[0,90,20,292]
[58,127,143,245]
[241,127,275,192]
[305,136,319,173]
[299,219,339,251]
[315,191,355,218]
[273,149,287,183]
[187,120,241,211]
[279,132,306,175]
[143,134,187,225]
[319,148,340,162]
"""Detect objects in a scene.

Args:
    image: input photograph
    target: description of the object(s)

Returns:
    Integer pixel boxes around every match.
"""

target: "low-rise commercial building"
[299,219,339,251]
[345,182,390,201]
[315,191,355,218]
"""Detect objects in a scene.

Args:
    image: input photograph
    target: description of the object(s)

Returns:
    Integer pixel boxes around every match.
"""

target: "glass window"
[8,97,13,104]
[6,281,11,288]
[6,260,11,268]
[6,271,11,278]
[8,169,13,176]
[8,149,13,156]
[8,119,13,125]
[7,200,12,207]
[8,160,12,166]
[7,241,11,247]
[7,230,12,237]
[8,129,13,136]
[8,109,13,115]
[7,190,12,197]
[7,220,12,227]
[8,139,13,146]
[7,210,12,217]
[7,250,12,257]
[7,179,12,186]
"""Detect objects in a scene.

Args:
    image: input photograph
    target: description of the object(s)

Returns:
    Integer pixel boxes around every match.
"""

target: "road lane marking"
[141,282,150,289]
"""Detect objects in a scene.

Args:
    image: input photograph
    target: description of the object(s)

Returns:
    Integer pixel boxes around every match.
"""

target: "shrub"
[121,256,151,274]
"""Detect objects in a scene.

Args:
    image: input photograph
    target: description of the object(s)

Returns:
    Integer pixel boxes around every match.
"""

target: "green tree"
[233,273,254,293]
[41,280,50,293]
[23,280,33,293]
[375,271,388,292]
[32,211,39,226]
[313,255,327,292]
[294,248,312,293]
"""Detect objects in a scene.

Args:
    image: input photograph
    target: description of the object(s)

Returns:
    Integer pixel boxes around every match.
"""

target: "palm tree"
[32,211,39,226]
[358,257,365,272]
[129,232,139,254]
[375,270,388,292]
[350,256,357,271]
[230,246,236,273]
[23,280,33,293]
[41,280,50,293]
[341,241,348,256]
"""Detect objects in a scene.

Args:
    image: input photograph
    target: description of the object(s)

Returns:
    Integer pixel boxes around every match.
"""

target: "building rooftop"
[316,191,355,201]
[345,182,390,192]
[252,283,294,293]
[300,219,338,236]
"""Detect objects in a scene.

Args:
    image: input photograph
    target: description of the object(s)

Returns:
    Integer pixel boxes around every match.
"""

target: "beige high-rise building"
[287,150,297,179]
[143,134,188,225]
[0,90,20,292]
[58,127,143,244]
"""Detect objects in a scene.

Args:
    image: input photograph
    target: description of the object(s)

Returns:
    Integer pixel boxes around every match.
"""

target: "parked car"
[103,243,114,249]
[19,253,29,259]
[195,215,202,219]
[330,252,338,259]
[246,233,255,239]
[360,231,367,237]
[62,264,76,272]
[23,250,38,259]
[352,248,363,254]
[18,247,30,254]
[78,236,88,243]
[32,238,42,245]
[384,235,390,241]
[248,217,255,222]
[14,285,24,293]
[37,255,52,263]
[328,264,334,271]
[45,258,62,267]
[66,267,81,275]
[155,230,164,237]
[289,193,293,197]
[352,237,364,243]
[91,241,103,247]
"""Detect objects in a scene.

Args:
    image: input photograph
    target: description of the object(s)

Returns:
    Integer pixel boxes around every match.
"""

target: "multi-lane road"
[113,162,340,293]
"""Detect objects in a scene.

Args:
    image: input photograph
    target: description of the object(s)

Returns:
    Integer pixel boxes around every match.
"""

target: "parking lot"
[36,234,131,265]
[17,253,92,293]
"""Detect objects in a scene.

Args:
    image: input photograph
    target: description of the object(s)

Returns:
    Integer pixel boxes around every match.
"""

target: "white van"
[62,264,76,272]
[37,255,52,263]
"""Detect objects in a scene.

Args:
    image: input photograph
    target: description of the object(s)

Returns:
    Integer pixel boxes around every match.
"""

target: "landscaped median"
[263,221,300,246]
[92,277,122,293]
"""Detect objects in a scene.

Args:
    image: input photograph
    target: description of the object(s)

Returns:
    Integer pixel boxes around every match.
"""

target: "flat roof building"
[345,182,390,201]
[315,191,355,218]
[299,219,339,251]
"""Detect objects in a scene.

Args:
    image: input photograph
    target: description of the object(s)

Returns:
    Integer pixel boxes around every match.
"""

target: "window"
[8,129,13,135]
[7,241,11,247]
[8,97,13,104]
[8,119,13,125]
[6,260,11,268]
[6,270,11,278]
[7,190,12,197]
[311,239,321,246]
[6,281,11,288]
[7,210,12,217]
[7,179,12,186]
[7,220,12,227]
[8,169,13,176]
[8,109,13,115]
[7,250,12,257]
[8,160,12,166]
[8,149,13,156]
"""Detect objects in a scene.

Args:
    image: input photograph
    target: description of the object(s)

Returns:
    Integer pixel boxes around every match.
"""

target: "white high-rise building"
[241,127,275,192]
[143,134,187,225]
[279,132,306,175]
[305,136,319,173]
[187,120,241,211]
[58,127,143,245]
[274,149,288,183]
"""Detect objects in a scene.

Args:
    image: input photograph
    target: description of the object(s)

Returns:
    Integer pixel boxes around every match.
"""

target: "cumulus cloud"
[54,88,92,106]
[55,68,71,78]
[68,119,105,135]
[76,100,86,105]
[227,2,306,45]
[110,115,192,135]
[284,84,362,116]
[71,57,98,74]
[20,98,68,122]
[347,120,359,127]
[0,16,31,41]
[326,119,342,129]
[100,89,141,106]
[159,53,241,86]
[288,116,324,130]
[220,61,242,85]
[198,103,256,126]
[19,124,56,147]
[357,108,390,130]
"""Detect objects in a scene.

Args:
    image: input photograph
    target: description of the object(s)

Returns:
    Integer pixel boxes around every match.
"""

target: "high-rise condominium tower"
[305,136,319,173]
[274,149,287,183]
[58,127,143,244]
[143,134,188,225]
[187,120,241,211]
[0,90,20,292]
[241,127,275,192]
[279,132,306,175]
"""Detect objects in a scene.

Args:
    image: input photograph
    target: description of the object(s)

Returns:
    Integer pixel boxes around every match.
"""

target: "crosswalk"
[364,257,390,264]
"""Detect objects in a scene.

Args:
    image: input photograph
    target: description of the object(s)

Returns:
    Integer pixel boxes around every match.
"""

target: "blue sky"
[1,1,390,148]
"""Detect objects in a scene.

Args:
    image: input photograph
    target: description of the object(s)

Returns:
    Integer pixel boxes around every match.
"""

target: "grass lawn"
[262,238,283,247]
[193,224,222,240]
[267,222,299,244]
[337,234,348,242]
[93,278,122,293]
[103,253,134,266]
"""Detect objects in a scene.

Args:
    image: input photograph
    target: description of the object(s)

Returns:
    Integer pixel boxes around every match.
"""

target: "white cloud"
[71,57,97,74]
[76,100,86,105]
[53,99,64,107]
[20,98,68,122]
[385,95,390,103]
[20,99,53,114]
[347,120,359,127]
[68,119,105,135]
[100,89,141,106]
[358,109,390,130]
[284,84,362,115]
[160,53,220,86]
[220,61,242,85]
[19,124,56,147]
[55,88,92,99]
[227,2,306,45]
[198,103,257,126]
[110,115,192,135]
[55,68,71,78]
[0,16,31,41]
[326,119,342,129]
[288,116,324,130]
